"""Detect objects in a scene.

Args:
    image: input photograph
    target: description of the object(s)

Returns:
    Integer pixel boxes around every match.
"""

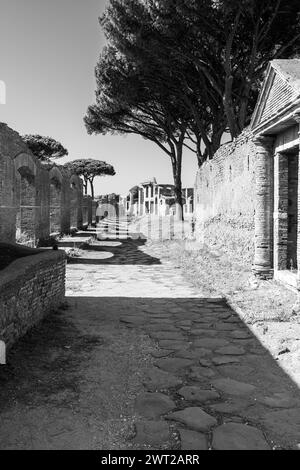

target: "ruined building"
[195,59,300,290]
[123,178,194,217]
[0,123,97,348]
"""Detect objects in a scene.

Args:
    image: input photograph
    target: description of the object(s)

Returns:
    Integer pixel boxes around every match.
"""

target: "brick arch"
[49,167,63,234]
[69,174,81,229]
[13,153,38,243]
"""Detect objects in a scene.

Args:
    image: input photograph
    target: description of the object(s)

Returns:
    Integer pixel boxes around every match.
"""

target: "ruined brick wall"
[194,128,256,265]
[82,195,92,227]
[0,123,88,242]
[0,250,66,348]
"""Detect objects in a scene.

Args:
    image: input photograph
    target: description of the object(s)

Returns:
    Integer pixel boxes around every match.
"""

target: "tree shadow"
[68,238,162,266]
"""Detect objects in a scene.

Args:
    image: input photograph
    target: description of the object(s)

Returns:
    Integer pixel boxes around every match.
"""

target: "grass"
[146,236,297,325]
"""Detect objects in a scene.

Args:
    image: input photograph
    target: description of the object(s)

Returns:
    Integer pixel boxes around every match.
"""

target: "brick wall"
[194,129,256,265]
[0,123,93,243]
[0,248,66,348]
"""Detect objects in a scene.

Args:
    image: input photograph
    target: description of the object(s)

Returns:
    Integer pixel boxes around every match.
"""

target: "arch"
[14,159,37,243]
[49,167,63,234]
[69,174,81,229]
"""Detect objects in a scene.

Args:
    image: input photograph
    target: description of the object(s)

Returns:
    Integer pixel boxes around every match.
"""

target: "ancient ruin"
[0,123,97,347]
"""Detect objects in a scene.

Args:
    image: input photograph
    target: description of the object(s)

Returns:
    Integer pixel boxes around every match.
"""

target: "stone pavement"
[66,223,300,450]
[0,222,300,450]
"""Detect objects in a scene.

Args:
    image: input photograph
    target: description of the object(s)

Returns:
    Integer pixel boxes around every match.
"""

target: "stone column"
[253,135,274,279]
[295,116,300,287]
[273,152,288,271]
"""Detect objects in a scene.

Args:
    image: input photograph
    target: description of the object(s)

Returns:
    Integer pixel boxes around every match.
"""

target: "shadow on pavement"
[0,296,299,449]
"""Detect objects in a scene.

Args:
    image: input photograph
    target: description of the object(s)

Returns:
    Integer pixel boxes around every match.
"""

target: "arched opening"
[50,176,62,234]
[15,166,36,244]
[70,179,79,229]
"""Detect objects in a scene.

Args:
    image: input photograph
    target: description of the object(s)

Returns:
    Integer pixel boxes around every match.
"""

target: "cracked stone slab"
[178,386,220,403]
[212,378,256,396]
[212,423,270,450]
[155,357,194,374]
[193,338,230,349]
[212,356,241,365]
[179,429,208,450]
[135,393,176,419]
[143,368,183,392]
[175,348,211,360]
[167,407,217,432]
[133,420,170,447]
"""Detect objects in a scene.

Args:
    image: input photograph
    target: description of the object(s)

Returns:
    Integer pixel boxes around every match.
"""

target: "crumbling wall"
[0,123,89,243]
[194,129,256,265]
[0,248,66,347]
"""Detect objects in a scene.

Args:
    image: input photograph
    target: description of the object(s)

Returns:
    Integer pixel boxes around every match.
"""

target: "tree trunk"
[89,179,95,200]
[171,142,184,222]
[83,178,88,195]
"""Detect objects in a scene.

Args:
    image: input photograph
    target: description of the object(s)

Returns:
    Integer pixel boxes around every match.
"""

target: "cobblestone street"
[0,226,300,450]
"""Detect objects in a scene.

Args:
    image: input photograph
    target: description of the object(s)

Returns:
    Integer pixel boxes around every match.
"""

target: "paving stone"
[158,340,189,351]
[189,366,216,379]
[178,326,191,331]
[176,320,192,327]
[215,346,245,355]
[212,423,270,450]
[147,325,178,332]
[179,429,208,450]
[193,338,230,349]
[198,358,211,367]
[178,386,220,402]
[257,392,297,408]
[150,332,185,341]
[215,323,234,331]
[155,358,194,374]
[173,350,198,360]
[150,350,173,358]
[231,330,252,339]
[133,420,170,447]
[262,409,300,444]
[212,356,241,365]
[167,407,217,432]
[217,364,254,377]
[209,399,251,414]
[190,329,218,337]
[135,393,176,419]
[212,378,256,396]
[175,348,211,360]
[143,368,183,392]
[120,317,146,325]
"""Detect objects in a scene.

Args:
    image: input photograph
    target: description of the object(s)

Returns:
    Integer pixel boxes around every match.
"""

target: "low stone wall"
[194,129,256,266]
[0,247,66,348]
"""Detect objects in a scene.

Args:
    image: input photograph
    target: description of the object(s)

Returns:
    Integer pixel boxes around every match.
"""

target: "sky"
[0,0,198,197]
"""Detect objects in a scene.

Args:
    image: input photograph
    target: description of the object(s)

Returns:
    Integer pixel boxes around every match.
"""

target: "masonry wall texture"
[0,249,66,348]
[194,129,256,266]
[0,123,93,244]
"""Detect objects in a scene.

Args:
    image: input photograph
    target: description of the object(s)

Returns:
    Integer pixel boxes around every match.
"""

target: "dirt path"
[0,226,300,450]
